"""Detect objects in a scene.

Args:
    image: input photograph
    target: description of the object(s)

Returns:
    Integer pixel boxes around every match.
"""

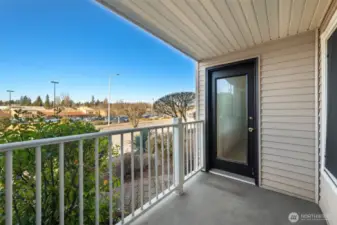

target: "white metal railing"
[0,118,204,225]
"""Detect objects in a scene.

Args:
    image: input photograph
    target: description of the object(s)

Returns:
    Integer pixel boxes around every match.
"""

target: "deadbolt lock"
[248,127,255,132]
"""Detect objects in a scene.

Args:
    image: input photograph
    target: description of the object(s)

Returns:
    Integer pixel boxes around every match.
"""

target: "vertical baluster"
[201,122,205,169]
[161,128,164,192]
[108,135,113,225]
[140,131,144,210]
[167,127,170,189]
[59,143,64,225]
[120,134,125,224]
[189,124,192,175]
[79,140,84,225]
[200,123,202,169]
[172,127,175,186]
[198,123,203,169]
[5,151,12,225]
[193,123,198,171]
[154,129,158,199]
[196,123,200,169]
[36,146,41,225]
[199,123,201,169]
[193,124,196,171]
[131,132,135,216]
[95,138,100,225]
[185,125,188,176]
[147,129,151,204]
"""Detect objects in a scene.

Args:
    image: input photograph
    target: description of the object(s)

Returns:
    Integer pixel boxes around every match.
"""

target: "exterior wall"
[198,31,317,201]
[319,1,337,224]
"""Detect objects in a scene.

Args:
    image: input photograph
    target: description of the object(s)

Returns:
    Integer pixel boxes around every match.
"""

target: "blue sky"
[0,0,195,103]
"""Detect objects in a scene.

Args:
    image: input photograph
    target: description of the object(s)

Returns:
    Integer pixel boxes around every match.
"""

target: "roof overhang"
[97,0,332,61]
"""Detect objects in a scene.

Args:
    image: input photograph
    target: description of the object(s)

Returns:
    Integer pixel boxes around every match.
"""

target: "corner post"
[173,117,184,195]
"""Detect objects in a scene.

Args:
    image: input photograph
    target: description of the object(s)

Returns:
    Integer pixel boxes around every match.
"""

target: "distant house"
[10,106,46,118]
[78,106,97,116]
[59,111,86,118]
[96,108,114,117]
[40,109,86,118]
[4,106,97,119]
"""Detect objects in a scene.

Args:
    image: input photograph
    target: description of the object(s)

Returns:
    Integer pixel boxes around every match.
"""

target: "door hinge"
[252,168,255,176]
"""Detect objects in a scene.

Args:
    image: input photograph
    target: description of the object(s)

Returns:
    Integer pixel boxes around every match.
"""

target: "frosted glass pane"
[216,76,248,164]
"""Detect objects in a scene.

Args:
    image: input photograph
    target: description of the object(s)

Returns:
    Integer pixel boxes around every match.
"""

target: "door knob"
[248,127,255,132]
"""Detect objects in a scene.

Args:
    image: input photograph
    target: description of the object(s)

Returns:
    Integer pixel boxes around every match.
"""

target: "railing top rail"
[182,120,204,125]
[0,120,204,152]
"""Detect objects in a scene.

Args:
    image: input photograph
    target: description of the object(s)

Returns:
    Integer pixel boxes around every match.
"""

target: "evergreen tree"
[95,99,101,107]
[45,95,51,108]
[33,96,43,106]
[21,96,32,106]
[91,95,95,106]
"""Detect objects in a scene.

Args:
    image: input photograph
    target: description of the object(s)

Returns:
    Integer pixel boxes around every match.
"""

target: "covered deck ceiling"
[97,0,332,61]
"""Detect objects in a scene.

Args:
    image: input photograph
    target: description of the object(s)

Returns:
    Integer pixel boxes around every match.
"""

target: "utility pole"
[51,81,59,116]
[108,74,119,125]
[7,90,14,118]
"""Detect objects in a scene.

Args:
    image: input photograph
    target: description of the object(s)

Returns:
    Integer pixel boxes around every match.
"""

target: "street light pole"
[51,81,59,116]
[6,90,14,118]
[107,74,119,125]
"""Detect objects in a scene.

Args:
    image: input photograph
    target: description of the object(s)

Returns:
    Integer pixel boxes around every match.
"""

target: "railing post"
[173,118,184,195]
[201,121,206,171]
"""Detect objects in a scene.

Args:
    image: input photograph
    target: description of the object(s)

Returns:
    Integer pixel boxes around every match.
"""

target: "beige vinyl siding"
[198,31,316,201]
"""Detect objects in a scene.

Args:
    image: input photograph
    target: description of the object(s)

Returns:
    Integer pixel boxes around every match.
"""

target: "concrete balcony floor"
[132,172,325,225]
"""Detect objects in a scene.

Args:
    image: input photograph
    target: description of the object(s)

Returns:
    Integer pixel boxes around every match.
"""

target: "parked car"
[83,117,93,122]
[119,116,129,123]
[104,117,118,123]
[70,117,82,122]
[45,118,60,123]
[142,114,151,118]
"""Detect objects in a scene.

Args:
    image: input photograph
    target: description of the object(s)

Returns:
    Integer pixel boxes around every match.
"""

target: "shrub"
[0,118,10,132]
[0,114,121,224]
[148,130,173,157]
[134,129,149,152]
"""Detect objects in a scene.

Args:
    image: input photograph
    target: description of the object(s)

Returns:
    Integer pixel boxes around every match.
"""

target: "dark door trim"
[205,58,259,186]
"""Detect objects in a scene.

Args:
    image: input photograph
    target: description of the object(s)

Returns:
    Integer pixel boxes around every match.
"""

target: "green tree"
[33,96,43,106]
[0,113,121,224]
[44,95,51,108]
[20,96,32,106]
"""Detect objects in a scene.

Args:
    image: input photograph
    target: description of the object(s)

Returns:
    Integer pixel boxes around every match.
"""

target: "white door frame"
[320,6,337,192]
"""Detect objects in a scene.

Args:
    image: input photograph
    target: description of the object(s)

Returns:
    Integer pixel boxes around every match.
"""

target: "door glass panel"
[216,75,248,164]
